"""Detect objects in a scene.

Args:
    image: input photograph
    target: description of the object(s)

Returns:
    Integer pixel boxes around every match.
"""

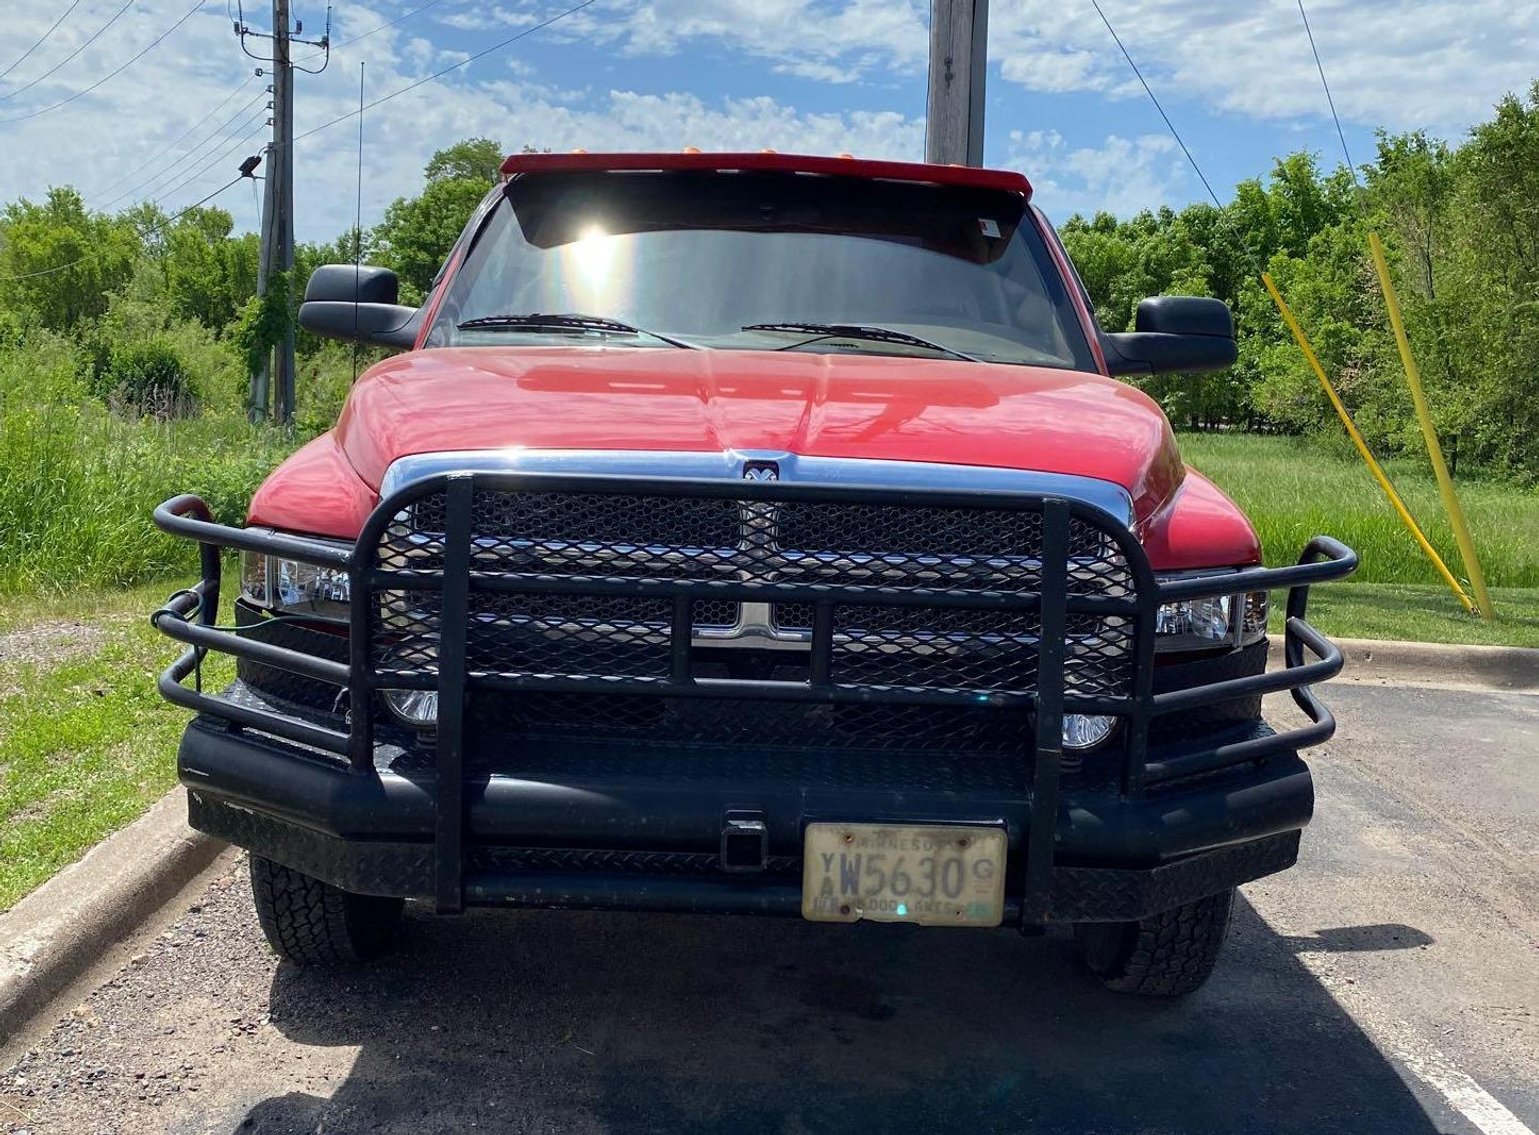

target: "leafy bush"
[88,337,196,417]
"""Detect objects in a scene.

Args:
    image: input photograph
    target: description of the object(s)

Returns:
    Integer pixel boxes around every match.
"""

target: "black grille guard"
[151,473,1356,917]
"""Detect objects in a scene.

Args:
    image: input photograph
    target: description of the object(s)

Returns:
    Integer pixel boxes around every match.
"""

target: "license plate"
[801,823,1007,927]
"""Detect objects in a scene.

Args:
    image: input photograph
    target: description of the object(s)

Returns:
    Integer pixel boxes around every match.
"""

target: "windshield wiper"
[457,313,698,349]
[741,322,981,363]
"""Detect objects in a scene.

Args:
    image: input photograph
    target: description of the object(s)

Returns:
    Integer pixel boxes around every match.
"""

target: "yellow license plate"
[801,823,1007,926]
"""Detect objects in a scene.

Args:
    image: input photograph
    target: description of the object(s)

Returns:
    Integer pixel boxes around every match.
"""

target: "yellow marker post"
[1261,272,1476,614]
[1366,233,1494,620]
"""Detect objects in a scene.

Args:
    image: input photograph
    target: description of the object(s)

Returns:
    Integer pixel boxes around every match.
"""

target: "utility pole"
[271,0,295,424]
[238,0,328,423]
[925,0,988,166]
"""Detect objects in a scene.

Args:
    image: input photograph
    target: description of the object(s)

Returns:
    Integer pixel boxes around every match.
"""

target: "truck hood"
[331,346,1185,521]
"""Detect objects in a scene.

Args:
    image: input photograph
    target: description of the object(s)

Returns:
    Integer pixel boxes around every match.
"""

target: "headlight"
[1154,594,1233,650]
[240,544,352,620]
[1152,577,1269,653]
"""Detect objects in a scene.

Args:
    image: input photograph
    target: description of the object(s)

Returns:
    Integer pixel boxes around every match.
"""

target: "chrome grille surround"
[379,449,1136,653]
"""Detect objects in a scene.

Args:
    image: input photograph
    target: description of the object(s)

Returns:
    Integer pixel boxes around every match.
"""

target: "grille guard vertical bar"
[1022,499,1070,925]
[433,475,475,914]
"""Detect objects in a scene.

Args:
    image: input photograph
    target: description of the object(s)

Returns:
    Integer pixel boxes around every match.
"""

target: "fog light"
[384,689,438,728]
[1062,713,1115,750]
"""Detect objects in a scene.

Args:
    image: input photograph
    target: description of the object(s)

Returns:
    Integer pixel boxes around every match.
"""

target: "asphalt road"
[2,681,1535,1135]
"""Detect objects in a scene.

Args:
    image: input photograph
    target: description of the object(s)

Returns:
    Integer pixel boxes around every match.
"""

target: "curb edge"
[1269,636,1539,692]
[0,790,227,1045]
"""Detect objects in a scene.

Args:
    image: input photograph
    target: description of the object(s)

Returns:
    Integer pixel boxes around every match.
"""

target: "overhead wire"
[3,0,595,291]
[1296,0,1361,190]
[287,0,597,150]
[0,0,212,124]
[149,120,269,210]
[92,80,269,209]
[86,71,262,203]
[333,0,450,50]
[290,0,449,67]
[97,86,272,211]
[0,0,86,84]
[0,0,136,102]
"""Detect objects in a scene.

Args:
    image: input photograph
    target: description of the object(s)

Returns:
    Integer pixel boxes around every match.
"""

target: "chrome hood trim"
[378,449,1135,526]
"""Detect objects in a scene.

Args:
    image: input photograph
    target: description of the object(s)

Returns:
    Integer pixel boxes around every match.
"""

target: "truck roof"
[497,150,1033,198]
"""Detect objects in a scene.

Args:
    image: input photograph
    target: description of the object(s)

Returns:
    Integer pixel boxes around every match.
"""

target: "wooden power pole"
[242,0,324,423]
[925,0,989,166]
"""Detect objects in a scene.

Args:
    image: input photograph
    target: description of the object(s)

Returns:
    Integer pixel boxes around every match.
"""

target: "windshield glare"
[425,170,1096,371]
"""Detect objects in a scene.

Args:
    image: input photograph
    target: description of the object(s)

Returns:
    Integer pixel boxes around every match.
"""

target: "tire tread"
[1081,888,1235,997]
[249,856,401,965]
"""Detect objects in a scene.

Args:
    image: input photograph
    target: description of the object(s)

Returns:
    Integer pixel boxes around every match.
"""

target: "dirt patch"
[0,621,108,699]
[0,622,106,671]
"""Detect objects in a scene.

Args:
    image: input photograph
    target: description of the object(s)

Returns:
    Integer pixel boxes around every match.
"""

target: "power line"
[94,83,270,210]
[1297,0,1361,189]
[1087,0,1224,214]
[0,0,85,84]
[0,0,211,124]
[0,174,247,282]
[98,89,272,211]
[1086,0,1269,279]
[289,0,597,149]
[152,122,269,211]
[336,0,449,50]
[0,0,135,102]
[289,0,451,68]
[86,72,262,203]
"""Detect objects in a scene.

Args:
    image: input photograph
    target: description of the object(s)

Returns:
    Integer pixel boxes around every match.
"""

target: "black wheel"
[1073,887,1235,997]
[249,855,404,965]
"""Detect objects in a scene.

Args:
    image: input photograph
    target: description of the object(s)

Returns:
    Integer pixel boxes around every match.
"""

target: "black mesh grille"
[369,481,1141,751]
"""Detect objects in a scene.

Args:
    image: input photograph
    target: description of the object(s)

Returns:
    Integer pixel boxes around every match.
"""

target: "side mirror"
[1100,296,1236,376]
[298,265,421,350]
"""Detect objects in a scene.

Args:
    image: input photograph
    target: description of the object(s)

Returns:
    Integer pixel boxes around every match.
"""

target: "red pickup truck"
[153,151,1354,996]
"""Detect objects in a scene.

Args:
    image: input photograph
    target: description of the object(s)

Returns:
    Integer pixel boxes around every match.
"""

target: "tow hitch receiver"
[721,810,769,873]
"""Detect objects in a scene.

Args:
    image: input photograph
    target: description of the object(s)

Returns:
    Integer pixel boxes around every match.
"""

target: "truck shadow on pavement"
[239,894,1444,1135]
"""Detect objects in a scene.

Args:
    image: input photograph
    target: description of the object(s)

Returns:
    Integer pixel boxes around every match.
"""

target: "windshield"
[424,170,1097,371]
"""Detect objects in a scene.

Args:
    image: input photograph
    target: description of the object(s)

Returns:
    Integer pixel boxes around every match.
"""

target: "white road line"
[1397,1048,1536,1135]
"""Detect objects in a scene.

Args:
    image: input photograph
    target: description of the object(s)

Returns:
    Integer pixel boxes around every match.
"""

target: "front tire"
[1073,887,1235,997]
[249,855,403,965]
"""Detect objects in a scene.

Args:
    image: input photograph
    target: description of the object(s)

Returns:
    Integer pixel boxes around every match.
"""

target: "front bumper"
[179,710,1309,922]
[151,473,1356,927]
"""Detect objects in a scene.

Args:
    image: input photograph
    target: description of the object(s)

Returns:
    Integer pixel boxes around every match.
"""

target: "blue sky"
[2,0,1535,241]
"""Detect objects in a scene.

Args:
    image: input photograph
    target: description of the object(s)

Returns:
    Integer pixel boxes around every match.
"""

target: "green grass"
[1180,432,1539,645]
[0,583,228,910]
[1178,432,1539,588]
[1272,583,1539,648]
[0,330,309,597]
[0,401,295,596]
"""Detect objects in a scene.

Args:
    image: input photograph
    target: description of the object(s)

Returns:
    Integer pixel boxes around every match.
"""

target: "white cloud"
[0,1,925,242]
[1005,128,1187,219]
[988,0,1539,134]
[564,0,928,82]
[2,0,1532,249]
[433,6,539,33]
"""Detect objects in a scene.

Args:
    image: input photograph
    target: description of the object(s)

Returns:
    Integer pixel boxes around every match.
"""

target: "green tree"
[0,188,139,330]
[371,137,506,299]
